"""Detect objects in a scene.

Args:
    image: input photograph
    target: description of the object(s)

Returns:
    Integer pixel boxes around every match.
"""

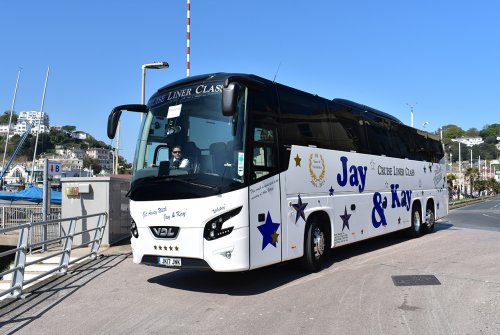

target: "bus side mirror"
[222,82,240,116]
[107,107,122,139]
[107,104,148,139]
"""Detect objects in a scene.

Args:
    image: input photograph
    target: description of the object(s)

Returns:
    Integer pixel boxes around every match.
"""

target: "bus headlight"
[131,218,139,238]
[204,206,242,241]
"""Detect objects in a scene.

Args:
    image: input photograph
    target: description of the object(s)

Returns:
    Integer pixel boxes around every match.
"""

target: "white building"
[87,147,113,170]
[2,164,30,188]
[452,137,484,147]
[55,147,86,160]
[0,124,12,135]
[71,131,87,140]
[14,111,50,136]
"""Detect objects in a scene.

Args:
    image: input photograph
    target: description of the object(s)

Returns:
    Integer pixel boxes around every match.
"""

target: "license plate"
[158,257,182,267]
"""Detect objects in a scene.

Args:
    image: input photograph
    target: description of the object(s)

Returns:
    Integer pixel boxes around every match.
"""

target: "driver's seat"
[183,142,201,173]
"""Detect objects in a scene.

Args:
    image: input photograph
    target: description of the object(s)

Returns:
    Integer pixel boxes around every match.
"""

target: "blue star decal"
[292,194,308,223]
[329,186,335,196]
[257,211,280,250]
[340,206,351,232]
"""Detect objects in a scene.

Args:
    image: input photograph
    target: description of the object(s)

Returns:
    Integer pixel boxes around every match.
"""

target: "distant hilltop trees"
[441,124,500,161]
[0,110,129,174]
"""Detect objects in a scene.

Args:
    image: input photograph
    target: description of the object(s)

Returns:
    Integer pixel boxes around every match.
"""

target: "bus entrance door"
[249,175,282,269]
[248,126,282,269]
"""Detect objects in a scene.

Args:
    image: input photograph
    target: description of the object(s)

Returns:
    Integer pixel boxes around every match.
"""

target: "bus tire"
[423,205,435,234]
[302,221,326,272]
[408,205,422,238]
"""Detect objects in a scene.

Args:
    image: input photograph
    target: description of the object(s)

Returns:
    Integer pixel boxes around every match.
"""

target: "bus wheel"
[303,221,326,272]
[423,206,435,234]
[408,206,422,238]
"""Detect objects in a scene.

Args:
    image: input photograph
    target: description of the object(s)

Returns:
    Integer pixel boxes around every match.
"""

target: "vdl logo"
[150,226,179,239]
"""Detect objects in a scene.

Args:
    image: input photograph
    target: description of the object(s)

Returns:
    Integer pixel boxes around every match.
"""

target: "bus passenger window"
[253,147,274,167]
[254,127,274,142]
[252,127,276,180]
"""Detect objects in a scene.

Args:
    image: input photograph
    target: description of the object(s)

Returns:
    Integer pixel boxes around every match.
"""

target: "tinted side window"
[328,102,369,154]
[428,136,444,162]
[363,112,393,156]
[247,86,280,182]
[391,122,412,159]
[412,130,430,161]
[251,127,276,180]
[278,86,332,149]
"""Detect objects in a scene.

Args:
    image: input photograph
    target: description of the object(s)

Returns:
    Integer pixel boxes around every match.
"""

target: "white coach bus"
[107,73,448,272]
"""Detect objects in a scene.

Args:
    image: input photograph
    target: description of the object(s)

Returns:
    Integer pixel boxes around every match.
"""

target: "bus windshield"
[131,81,247,200]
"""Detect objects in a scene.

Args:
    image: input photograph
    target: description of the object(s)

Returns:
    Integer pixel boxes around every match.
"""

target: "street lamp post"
[458,142,461,173]
[458,142,462,199]
[450,152,453,173]
[406,102,417,127]
[113,61,169,175]
[141,61,169,104]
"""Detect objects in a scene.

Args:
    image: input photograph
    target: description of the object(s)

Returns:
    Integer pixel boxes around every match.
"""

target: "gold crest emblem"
[309,153,326,187]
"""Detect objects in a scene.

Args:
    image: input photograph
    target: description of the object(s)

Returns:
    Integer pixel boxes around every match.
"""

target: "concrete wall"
[61,175,131,247]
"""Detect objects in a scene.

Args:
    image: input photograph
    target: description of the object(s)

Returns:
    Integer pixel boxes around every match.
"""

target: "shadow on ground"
[0,253,129,335]
[148,222,455,296]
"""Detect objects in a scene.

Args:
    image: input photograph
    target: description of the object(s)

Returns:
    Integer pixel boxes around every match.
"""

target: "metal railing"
[1,205,62,253]
[0,205,61,228]
[0,212,108,299]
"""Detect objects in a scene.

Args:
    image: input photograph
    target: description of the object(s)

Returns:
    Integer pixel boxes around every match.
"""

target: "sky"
[1,0,499,163]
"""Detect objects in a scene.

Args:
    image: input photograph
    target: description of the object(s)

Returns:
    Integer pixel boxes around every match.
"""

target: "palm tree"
[464,167,479,197]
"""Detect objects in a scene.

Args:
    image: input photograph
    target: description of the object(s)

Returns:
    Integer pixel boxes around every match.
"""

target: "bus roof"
[332,98,403,124]
[152,73,403,125]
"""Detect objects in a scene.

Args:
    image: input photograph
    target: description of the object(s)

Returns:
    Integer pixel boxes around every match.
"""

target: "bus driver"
[170,145,190,169]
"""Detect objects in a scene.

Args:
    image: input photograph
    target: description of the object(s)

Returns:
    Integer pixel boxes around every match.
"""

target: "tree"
[464,167,479,196]
[474,180,487,193]
[474,143,498,160]
[83,155,102,175]
[479,124,500,141]
[492,179,500,194]
[465,128,479,137]
[442,124,465,142]
[61,125,77,133]
[117,155,132,174]
[48,127,68,145]
[35,133,55,155]
[0,110,18,124]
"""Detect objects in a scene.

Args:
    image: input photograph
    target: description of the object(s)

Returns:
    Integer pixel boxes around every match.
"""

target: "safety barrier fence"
[0,212,108,299]
[1,206,62,250]
[0,205,61,243]
[1,205,61,228]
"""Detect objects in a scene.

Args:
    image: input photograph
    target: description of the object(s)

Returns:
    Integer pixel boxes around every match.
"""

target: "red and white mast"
[186,0,191,77]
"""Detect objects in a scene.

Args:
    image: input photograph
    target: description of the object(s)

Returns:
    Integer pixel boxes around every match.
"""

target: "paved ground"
[1,199,499,335]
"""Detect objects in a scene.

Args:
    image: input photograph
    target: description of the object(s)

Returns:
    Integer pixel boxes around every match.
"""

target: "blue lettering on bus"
[390,184,412,211]
[391,184,401,208]
[401,190,412,211]
[336,156,368,193]
[372,186,412,228]
[371,192,387,228]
